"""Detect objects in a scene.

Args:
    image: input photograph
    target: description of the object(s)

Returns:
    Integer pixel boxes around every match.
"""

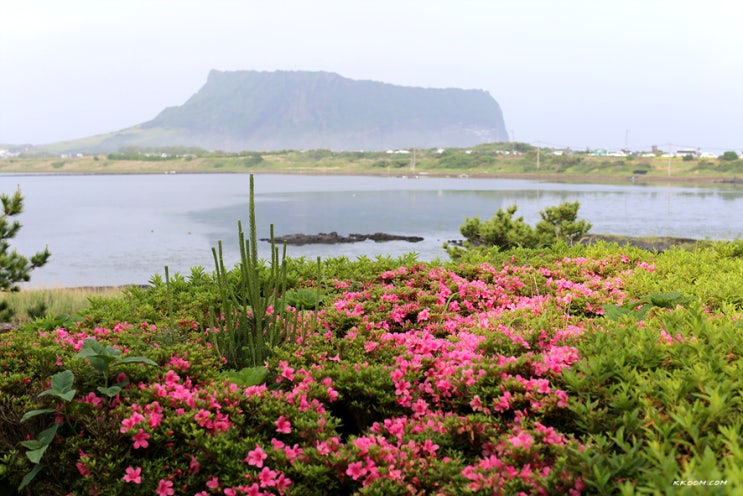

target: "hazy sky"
[2,0,742,151]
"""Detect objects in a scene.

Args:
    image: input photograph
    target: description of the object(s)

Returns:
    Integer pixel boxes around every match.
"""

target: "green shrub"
[447,201,592,259]
[620,243,743,310]
[1,188,51,320]
[562,302,743,493]
[719,151,739,161]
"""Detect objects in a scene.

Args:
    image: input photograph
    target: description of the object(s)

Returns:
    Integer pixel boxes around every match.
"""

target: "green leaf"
[645,291,693,308]
[219,366,268,386]
[19,440,42,450]
[49,370,74,392]
[18,463,43,491]
[60,389,76,402]
[97,385,122,397]
[25,446,48,465]
[20,408,57,423]
[85,356,112,374]
[78,338,121,360]
[77,339,126,374]
[602,302,649,321]
[602,304,634,320]
[36,424,60,446]
[113,356,159,368]
[38,389,76,402]
[21,423,59,464]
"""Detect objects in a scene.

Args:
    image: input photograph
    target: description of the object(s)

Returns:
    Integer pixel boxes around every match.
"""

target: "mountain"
[48,70,508,152]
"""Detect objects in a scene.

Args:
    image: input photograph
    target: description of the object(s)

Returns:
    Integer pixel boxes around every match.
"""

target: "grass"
[1,146,741,183]
[2,286,125,324]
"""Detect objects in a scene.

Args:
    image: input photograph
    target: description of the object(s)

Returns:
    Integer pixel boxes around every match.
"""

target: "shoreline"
[19,235,732,292]
[1,167,739,186]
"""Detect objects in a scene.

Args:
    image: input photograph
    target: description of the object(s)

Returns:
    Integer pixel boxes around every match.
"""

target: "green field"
[2,144,742,183]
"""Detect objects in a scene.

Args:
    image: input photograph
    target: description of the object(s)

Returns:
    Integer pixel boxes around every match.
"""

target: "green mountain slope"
[46,70,509,152]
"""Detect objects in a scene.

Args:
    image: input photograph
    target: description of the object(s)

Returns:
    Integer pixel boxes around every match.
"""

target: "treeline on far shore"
[1,142,742,180]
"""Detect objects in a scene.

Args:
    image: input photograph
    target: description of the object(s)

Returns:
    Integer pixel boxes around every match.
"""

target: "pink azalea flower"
[80,392,103,408]
[75,461,91,477]
[417,308,430,322]
[411,399,429,417]
[243,483,262,496]
[422,439,439,454]
[188,455,200,475]
[148,411,163,428]
[493,391,512,412]
[283,443,303,462]
[122,466,142,484]
[194,409,211,427]
[245,445,268,468]
[168,355,191,371]
[258,466,278,487]
[316,440,332,456]
[275,473,292,491]
[131,428,150,449]
[346,461,367,480]
[508,432,534,450]
[326,386,339,401]
[156,479,174,496]
[274,415,292,434]
[364,341,378,352]
[120,411,145,433]
[277,361,295,382]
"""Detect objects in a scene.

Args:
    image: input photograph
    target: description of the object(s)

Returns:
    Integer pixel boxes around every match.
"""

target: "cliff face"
[136,70,508,151]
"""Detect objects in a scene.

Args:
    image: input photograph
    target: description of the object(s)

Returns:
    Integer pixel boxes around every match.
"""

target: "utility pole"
[536,142,540,171]
[667,143,672,176]
[410,148,416,173]
[509,129,515,154]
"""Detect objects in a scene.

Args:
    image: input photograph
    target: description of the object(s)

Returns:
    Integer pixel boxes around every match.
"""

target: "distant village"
[581,146,720,159]
[381,145,729,160]
[0,144,739,160]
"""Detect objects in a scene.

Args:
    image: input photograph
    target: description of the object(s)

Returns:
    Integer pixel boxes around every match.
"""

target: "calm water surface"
[3,173,742,287]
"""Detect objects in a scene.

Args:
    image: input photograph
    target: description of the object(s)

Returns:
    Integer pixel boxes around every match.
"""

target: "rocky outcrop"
[262,232,424,245]
[0,322,18,333]
[56,70,507,153]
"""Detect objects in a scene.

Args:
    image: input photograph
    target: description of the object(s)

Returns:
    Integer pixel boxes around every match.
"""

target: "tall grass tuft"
[208,175,313,370]
[1,287,124,324]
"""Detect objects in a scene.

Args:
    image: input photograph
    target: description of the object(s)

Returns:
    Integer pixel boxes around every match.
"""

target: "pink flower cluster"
[307,257,639,492]
[58,254,650,494]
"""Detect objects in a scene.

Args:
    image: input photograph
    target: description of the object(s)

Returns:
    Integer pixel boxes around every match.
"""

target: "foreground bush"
[1,189,51,321]
[448,201,592,259]
[1,242,742,494]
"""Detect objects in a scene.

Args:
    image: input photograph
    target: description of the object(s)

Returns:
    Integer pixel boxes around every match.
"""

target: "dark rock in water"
[362,232,424,243]
[262,232,424,245]
[0,322,19,333]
